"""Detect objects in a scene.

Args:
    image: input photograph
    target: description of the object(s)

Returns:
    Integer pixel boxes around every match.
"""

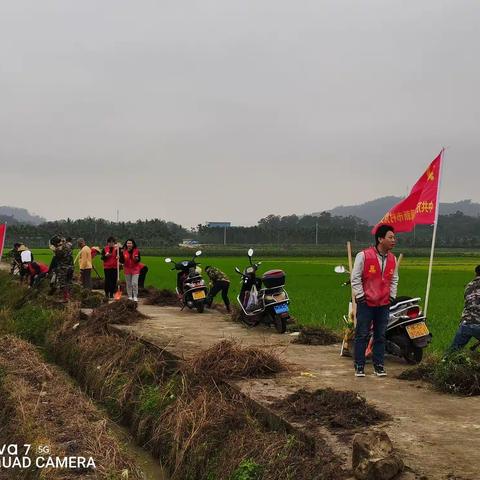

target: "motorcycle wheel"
[273,314,287,334]
[402,344,423,364]
[196,302,205,314]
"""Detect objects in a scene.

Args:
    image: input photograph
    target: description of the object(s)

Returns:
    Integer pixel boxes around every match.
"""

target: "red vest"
[122,248,141,275]
[362,247,396,307]
[103,245,118,269]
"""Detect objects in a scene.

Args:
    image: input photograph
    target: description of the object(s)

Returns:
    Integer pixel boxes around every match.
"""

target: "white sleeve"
[390,256,399,299]
[351,252,365,299]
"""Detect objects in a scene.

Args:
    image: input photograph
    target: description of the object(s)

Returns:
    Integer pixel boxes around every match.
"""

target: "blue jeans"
[354,303,389,367]
[449,321,480,351]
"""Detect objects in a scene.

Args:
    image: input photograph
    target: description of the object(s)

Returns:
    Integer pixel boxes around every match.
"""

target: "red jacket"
[121,248,141,275]
[27,262,49,276]
[362,247,396,307]
[102,245,119,269]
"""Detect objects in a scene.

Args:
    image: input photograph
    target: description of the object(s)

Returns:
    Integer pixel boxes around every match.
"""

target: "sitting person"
[448,265,480,352]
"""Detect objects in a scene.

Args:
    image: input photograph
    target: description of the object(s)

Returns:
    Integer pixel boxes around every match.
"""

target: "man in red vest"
[351,225,398,377]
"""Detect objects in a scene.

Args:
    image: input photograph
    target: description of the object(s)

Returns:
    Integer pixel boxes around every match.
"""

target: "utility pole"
[224,226,227,245]
[116,209,119,223]
[315,221,318,245]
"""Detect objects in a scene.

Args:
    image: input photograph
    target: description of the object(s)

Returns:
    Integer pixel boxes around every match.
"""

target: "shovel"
[114,245,122,300]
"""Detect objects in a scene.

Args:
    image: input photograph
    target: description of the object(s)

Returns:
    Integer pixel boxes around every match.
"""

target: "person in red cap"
[351,224,399,377]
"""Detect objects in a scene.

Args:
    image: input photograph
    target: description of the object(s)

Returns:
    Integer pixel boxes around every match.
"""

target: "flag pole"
[424,148,445,317]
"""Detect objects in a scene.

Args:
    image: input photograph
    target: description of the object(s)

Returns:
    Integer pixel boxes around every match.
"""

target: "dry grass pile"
[73,298,147,334]
[398,351,480,396]
[186,339,286,382]
[150,372,345,480]
[293,326,342,345]
[272,388,390,430]
[0,335,144,479]
[144,287,179,306]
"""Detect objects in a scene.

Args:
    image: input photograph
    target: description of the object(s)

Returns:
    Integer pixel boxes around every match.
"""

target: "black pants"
[207,281,230,307]
[139,265,148,289]
[80,269,92,290]
[104,268,118,298]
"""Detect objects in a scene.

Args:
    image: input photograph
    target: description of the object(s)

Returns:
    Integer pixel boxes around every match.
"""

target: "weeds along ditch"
[0,272,349,480]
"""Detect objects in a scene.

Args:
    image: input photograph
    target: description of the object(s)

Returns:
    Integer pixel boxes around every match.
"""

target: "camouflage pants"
[57,266,73,289]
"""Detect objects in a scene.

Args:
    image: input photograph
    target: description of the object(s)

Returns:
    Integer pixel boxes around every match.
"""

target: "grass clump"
[187,339,287,382]
[398,350,480,396]
[293,325,342,345]
[230,459,263,480]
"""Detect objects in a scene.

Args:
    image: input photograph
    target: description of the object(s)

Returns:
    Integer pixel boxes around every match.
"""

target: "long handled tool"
[114,245,122,300]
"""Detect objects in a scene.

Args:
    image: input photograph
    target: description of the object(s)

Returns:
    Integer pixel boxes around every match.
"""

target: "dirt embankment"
[0,335,144,479]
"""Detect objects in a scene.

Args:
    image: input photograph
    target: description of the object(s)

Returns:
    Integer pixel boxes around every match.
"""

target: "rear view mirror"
[195,250,202,256]
[235,267,241,274]
[165,258,172,263]
[334,265,346,274]
[247,248,254,257]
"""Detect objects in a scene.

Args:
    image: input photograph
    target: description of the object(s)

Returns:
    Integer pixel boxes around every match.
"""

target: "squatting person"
[448,265,480,351]
[351,224,399,377]
[205,265,231,312]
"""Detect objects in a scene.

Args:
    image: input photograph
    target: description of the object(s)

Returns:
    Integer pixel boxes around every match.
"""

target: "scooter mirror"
[247,248,254,257]
[234,267,242,274]
[165,258,172,264]
[334,265,346,273]
[195,250,202,256]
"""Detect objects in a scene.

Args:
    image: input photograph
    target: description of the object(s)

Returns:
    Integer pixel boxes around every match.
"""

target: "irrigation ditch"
[0,270,414,480]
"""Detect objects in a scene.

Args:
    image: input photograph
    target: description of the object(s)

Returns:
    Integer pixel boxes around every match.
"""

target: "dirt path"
[112,304,480,480]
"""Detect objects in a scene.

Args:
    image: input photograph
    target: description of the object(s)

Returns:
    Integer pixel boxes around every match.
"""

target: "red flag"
[372,150,443,233]
[0,224,6,260]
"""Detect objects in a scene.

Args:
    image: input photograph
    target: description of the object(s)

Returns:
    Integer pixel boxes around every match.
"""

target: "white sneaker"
[128,297,133,301]
[133,296,138,302]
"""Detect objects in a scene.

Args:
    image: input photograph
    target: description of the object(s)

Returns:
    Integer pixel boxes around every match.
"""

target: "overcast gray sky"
[1,0,479,227]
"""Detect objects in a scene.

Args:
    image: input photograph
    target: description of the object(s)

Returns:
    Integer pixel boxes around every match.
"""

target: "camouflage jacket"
[206,266,230,283]
[461,276,480,324]
[53,242,73,268]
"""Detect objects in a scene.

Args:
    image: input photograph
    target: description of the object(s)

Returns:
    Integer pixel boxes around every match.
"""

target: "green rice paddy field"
[31,250,479,352]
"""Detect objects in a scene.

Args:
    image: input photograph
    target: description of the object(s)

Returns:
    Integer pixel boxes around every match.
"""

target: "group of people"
[9,236,150,302]
[9,226,479,370]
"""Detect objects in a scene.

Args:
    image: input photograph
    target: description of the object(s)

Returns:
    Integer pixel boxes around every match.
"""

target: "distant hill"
[0,206,46,225]
[316,197,480,225]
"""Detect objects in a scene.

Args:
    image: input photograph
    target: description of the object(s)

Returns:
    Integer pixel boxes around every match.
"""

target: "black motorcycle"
[165,250,208,313]
[235,248,291,333]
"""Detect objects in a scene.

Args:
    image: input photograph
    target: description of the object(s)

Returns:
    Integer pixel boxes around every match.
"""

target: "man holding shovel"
[351,225,399,377]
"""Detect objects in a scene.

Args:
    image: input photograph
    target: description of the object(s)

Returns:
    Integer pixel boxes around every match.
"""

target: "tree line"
[4,211,480,249]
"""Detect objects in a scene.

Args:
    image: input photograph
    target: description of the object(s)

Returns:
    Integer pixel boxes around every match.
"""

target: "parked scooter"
[335,265,432,364]
[165,251,208,313]
[235,248,291,333]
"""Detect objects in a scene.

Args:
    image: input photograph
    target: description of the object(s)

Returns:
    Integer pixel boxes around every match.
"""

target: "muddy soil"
[272,388,390,430]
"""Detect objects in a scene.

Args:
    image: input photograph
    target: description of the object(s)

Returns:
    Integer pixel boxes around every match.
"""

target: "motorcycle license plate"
[274,303,289,314]
[406,321,429,339]
[192,290,206,300]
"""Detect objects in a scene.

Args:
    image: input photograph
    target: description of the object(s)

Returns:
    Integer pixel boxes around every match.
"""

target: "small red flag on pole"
[0,224,6,260]
[372,150,443,233]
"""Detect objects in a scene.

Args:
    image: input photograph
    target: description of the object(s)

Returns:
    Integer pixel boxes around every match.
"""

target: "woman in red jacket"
[101,236,119,299]
[120,238,141,301]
